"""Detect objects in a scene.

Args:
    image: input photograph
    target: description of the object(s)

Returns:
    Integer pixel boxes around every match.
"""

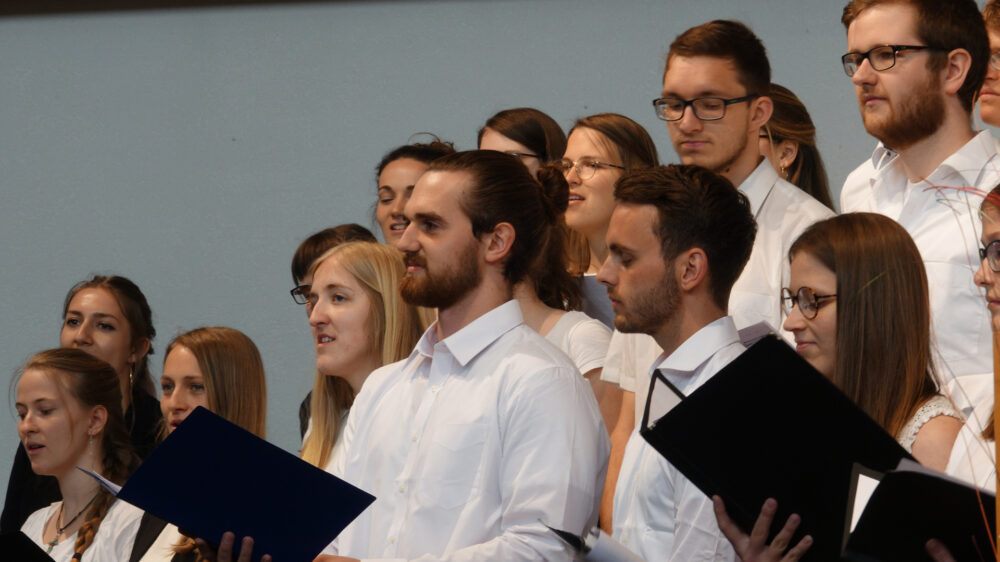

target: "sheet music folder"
[639,335,911,561]
[845,467,996,561]
[89,406,374,562]
[0,531,55,561]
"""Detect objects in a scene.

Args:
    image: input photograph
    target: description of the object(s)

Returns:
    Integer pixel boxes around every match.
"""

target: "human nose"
[18,412,37,437]
[975,258,992,288]
[564,162,582,185]
[596,256,616,288]
[389,194,407,219]
[782,300,807,332]
[397,221,419,253]
[851,56,876,87]
[675,104,702,133]
[308,298,328,328]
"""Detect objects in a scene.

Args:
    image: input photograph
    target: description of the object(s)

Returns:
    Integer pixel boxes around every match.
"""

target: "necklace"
[45,492,99,553]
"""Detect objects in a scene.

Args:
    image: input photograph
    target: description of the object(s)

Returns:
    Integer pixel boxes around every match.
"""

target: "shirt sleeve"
[564,318,612,375]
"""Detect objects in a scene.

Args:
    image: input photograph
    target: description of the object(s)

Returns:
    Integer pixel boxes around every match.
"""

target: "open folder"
[82,406,375,562]
[845,460,996,561]
[639,335,911,561]
[0,531,55,561]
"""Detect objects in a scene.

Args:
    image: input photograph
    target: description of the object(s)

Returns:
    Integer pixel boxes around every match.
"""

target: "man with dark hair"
[316,151,609,561]
[839,0,996,417]
[598,164,756,560]
[599,19,832,532]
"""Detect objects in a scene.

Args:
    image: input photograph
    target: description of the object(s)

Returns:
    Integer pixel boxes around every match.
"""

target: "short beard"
[400,239,482,310]
[613,270,680,336]
[862,71,945,151]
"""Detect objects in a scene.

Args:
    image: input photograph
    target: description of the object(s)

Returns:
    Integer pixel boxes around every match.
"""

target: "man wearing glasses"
[599,19,831,537]
[598,164,756,561]
[839,0,995,418]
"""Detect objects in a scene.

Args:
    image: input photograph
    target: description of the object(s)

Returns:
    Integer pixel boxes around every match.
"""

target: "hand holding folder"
[82,406,375,562]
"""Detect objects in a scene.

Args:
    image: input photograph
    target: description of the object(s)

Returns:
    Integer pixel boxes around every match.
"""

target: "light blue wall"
[0,0,980,501]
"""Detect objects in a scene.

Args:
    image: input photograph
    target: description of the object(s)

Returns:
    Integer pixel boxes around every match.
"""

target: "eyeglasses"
[652,95,757,122]
[991,52,1000,72]
[841,45,942,77]
[980,240,1000,273]
[557,157,625,180]
[781,287,837,320]
[290,284,310,305]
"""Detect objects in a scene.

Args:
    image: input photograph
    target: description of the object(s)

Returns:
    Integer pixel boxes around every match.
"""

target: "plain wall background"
[0,0,988,501]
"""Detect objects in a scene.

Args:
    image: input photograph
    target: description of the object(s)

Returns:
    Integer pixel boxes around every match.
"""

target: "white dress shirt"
[840,131,999,415]
[602,160,833,421]
[327,300,610,561]
[946,414,996,493]
[612,316,745,561]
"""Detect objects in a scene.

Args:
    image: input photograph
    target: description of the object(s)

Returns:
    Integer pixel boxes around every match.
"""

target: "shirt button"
[398,485,406,493]
[411,434,418,442]
[389,537,395,544]
[430,385,441,393]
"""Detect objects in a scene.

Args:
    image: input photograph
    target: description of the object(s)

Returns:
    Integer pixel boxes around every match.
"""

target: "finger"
[782,534,813,562]
[925,539,957,562]
[237,536,254,562]
[749,498,778,547]
[262,555,273,562]
[194,538,218,562]
[712,495,746,547]
[768,512,801,552]
[217,531,236,562]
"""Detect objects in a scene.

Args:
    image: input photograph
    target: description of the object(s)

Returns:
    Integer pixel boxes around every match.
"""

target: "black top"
[0,386,162,532]
[298,390,312,439]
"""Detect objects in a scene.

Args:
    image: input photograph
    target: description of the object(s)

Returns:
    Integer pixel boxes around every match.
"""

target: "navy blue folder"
[0,531,55,561]
[88,406,374,562]
[639,335,912,562]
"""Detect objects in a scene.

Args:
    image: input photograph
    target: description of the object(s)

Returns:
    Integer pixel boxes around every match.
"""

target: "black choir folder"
[640,335,911,562]
[0,531,55,561]
[845,463,996,562]
[84,406,375,562]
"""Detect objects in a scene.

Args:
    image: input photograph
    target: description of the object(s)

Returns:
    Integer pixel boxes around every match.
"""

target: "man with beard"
[839,0,995,418]
[598,164,756,560]
[598,19,832,532]
[316,150,609,562]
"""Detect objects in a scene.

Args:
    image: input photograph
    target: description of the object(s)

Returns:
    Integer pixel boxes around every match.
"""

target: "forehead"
[163,344,203,375]
[565,128,613,160]
[663,55,745,97]
[846,3,920,50]
[607,204,661,251]
[789,251,837,289]
[67,288,125,319]
[479,128,532,154]
[312,255,364,292]
[982,203,1000,240]
[406,170,473,223]
[17,368,65,403]
[379,157,428,187]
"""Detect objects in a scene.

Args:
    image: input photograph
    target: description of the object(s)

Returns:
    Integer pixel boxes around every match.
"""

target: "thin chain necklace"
[46,492,99,553]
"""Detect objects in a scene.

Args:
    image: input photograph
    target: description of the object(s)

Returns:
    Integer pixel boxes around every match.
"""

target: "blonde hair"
[300,242,422,467]
[164,327,267,559]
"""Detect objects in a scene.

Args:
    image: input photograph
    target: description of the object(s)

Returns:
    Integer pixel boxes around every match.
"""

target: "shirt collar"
[737,160,776,217]
[413,299,524,368]
[650,316,740,376]
[926,130,997,187]
[870,142,895,170]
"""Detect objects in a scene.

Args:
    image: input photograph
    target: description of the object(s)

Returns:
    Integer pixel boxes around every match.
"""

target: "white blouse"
[21,498,144,562]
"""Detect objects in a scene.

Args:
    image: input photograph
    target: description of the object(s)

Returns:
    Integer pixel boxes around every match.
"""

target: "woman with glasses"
[2,275,160,534]
[758,84,834,211]
[373,137,455,246]
[783,213,962,470]
[477,107,566,177]
[560,113,659,276]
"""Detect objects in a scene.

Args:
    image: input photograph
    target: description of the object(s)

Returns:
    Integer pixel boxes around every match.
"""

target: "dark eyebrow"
[65,310,118,321]
[608,242,634,256]
[412,211,445,224]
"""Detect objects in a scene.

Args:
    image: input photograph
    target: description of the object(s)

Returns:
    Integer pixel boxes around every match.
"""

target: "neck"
[119,370,132,413]
[339,358,380,396]
[586,227,609,273]
[513,281,564,337]
[56,456,102,515]
[436,273,512,340]
[895,112,975,181]
[651,301,726,358]
[718,145,763,188]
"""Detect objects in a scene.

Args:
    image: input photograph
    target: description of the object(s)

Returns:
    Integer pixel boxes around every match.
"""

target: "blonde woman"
[134,326,267,562]
[301,241,423,470]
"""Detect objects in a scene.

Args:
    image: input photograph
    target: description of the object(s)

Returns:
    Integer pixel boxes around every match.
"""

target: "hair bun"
[535,163,569,220]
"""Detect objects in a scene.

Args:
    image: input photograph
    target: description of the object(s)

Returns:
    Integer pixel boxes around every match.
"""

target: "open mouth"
[25,443,44,454]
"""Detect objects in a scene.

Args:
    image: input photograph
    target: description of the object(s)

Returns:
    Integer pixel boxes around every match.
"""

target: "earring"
[780,166,789,179]
[129,364,135,388]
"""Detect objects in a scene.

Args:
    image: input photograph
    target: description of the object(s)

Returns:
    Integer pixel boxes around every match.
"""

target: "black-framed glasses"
[841,45,942,77]
[980,240,1000,273]
[652,94,757,122]
[290,284,310,305]
[557,157,625,180]
[781,287,837,320]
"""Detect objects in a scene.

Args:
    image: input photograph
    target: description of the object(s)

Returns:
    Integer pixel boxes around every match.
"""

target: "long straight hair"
[300,242,422,467]
[164,327,267,438]
[20,348,137,559]
[789,213,939,438]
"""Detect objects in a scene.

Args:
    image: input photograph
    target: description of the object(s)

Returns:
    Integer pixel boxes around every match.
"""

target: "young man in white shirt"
[600,19,833,531]
[316,150,610,562]
[839,0,995,417]
[598,164,756,560]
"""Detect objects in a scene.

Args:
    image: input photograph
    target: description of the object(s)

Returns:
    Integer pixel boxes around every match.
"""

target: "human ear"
[676,248,709,292]
[88,405,108,437]
[749,96,774,132]
[129,338,151,365]
[484,222,516,266]
[941,48,972,97]
[777,140,799,173]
